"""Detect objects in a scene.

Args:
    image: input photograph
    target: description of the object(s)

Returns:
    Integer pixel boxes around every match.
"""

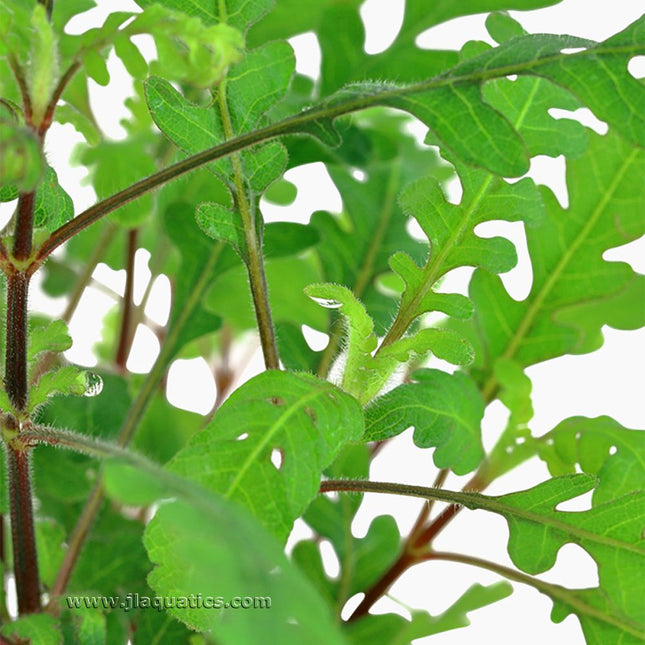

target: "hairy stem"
[3,194,41,615]
[115,229,138,371]
[31,42,619,266]
[216,84,279,369]
[7,449,40,614]
[13,193,35,262]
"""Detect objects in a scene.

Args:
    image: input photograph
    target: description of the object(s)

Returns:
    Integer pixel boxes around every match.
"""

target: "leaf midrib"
[224,383,335,498]
[481,146,639,400]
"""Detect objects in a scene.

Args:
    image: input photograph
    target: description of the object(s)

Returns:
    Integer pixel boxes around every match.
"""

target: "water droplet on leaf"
[309,296,342,309]
[84,372,103,397]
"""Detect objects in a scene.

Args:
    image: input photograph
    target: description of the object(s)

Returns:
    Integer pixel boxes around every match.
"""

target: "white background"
[2,1,643,642]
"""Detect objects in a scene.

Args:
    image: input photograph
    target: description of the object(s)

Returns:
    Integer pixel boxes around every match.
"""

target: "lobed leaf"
[538,416,645,504]
[461,130,645,397]
[166,370,364,541]
[306,283,473,403]
[365,369,485,475]
[345,582,513,645]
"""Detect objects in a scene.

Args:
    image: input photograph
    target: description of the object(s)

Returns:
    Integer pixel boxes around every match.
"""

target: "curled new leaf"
[306,283,473,403]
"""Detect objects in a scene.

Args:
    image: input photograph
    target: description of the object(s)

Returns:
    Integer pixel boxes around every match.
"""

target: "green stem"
[115,228,138,371]
[216,83,279,369]
[427,551,645,639]
[320,478,642,556]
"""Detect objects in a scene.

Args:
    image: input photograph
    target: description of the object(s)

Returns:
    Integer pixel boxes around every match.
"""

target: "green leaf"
[0,614,61,645]
[32,166,75,231]
[133,611,194,644]
[196,201,248,259]
[0,122,44,192]
[29,365,87,411]
[498,476,645,633]
[365,369,485,475]
[161,201,224,358]
[100,448,346,642]
[66,606,107,645]
[205,255,326,333]
[485,11,527,44]
[482,75,589,158]
[135,0,271,32]
[78,137,157,227]
[463,130,645,393]
[312,115,451,334]
[264,177,297,205]
[538,416,644,504]
[35,517,65,589]
[390,167,542,333]
[145,39,294,177]
[132,393,203,464]
[296,444,396,608]
[166,370,364,541]
[248,0,561,91]
[28,319,73,363]
[34,373,131,528]
[345,582,513,645]
[345,475,645,640]
[68,506,149,597]
[27,4,59,126]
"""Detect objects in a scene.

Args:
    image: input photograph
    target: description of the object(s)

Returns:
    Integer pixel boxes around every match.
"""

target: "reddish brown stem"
[349,550,417,622]
[3,193,41,614]
[7,449,40,614]
[5,272,30,412]
[13,193,35,262]
[115,229,138,371]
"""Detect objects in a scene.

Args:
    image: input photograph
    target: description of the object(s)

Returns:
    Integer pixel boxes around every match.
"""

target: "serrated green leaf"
[390,168,542,332]
[497,476,645,632]
[28,319,73,364]
[312,117,449,334]
[29,365,87,411]
[365,369,485,475]
[145,40,294,181]
[167,370,363,541]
